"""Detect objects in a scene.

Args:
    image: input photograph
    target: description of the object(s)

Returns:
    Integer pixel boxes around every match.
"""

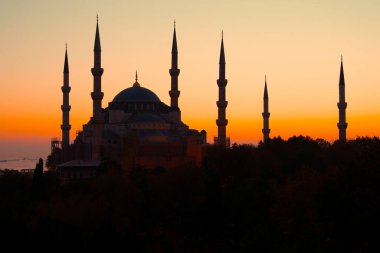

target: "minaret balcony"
[217,101,228,108]
[61,124,71,130]
[61,105,71,111]
[91,68,104,76]
[169,90,180,98]
[216,119,228,126]
[262,112,270,117]
[61,86,71,93]
[169,69,180,76]
[337,102,347,109]
[91,91,104,100]
[337,122,348,129]
[217,79,228,87]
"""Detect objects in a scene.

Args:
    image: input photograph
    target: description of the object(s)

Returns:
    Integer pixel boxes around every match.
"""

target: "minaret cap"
[339,55,345,86]
[171,20,178,54]
[219,31,225,64]
[264,75,268,99]
[64,44,69,73]
[94,15,101,52]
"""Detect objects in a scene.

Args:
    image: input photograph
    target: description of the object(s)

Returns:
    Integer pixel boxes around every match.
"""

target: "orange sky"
[1,0,380,159]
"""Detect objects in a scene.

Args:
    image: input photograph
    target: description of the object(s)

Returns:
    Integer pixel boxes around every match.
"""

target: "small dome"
[113,86,161,103]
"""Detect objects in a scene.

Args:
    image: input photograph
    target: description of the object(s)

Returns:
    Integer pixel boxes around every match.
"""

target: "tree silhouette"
[32,158,44,199]
[1,136,380,252]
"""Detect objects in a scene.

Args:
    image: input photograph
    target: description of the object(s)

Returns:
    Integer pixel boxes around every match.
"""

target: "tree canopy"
[1,136,379,252]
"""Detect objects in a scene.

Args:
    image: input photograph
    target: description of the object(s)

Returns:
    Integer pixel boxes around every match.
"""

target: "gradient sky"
[1,0,380,159]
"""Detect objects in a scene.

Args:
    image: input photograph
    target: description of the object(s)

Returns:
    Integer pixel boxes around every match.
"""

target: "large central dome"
[113,85,161,103]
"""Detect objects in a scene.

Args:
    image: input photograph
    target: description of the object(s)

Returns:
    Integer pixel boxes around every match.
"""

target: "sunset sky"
[1,0,380,159]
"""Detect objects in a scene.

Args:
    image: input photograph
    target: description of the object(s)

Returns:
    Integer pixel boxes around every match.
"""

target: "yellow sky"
[1,0,380,158]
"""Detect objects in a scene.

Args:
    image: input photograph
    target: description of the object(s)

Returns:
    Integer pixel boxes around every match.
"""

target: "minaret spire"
[61,45,71,161]
[94,15,101,52]
[219,32,225,67]
[169,20,181,122]
[64,44,69,74]
[337,55,348,141]
[262,75,270,142]
[216,32,229,147]
[91,16,104,160]
[171,21,178,60]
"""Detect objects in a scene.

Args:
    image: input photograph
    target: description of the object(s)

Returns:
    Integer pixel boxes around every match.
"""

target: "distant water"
[0,138,50,171]
[0,158,39,171]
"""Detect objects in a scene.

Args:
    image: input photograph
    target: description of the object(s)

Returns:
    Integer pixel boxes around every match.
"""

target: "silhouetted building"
[55,19,207,177]
[337,56,348,141]
[262,76,270,142]
[215,32,230,147]
[57,160,100,184]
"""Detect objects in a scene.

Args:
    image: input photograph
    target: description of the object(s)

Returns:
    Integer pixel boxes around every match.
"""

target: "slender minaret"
[169,21,181,123]
[61,45,71,161]
[169,21,180,109]
[91,16,104,160]
[262,76,270,142]
[337,55,348,141]
[216,32,228,147]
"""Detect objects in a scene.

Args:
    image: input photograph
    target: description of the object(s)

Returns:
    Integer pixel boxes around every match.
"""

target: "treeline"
[1,136,380,252]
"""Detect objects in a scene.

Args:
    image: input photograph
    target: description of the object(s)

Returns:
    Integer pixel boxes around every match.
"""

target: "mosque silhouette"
[51,18,347,183]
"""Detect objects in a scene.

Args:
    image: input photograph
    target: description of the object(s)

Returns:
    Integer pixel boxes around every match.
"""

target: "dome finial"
[133,70,140,87]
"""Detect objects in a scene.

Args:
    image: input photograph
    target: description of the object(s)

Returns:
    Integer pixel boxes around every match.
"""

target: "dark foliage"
[32,158,44,199]
[1,136,380,252]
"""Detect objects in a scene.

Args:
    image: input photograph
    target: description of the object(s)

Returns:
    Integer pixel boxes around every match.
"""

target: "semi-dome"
[113,85,161,103]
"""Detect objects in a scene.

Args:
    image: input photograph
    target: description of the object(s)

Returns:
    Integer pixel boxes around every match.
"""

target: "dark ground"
[1,136,379,252]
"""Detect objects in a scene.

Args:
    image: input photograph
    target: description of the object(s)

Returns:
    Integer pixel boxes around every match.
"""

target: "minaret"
[61,45,71,161]
[262,76,270,142]
[91,16,104,160]
[337,55,348,141]
[169,21,181,122]
[216,32,228,147]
